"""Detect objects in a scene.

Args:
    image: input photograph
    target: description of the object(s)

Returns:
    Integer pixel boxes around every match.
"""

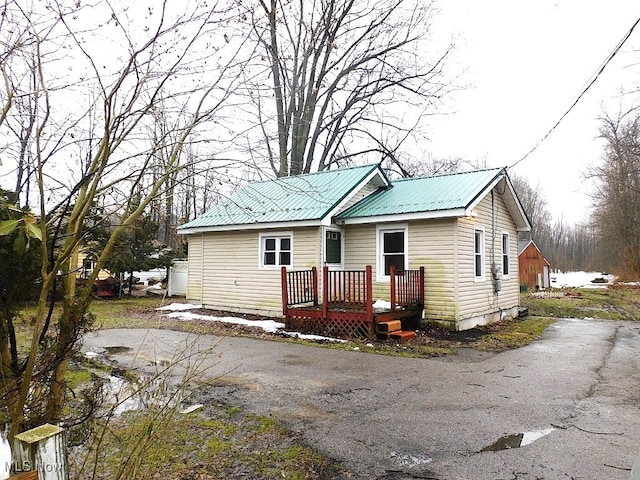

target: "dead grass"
[69,399,344,480]
[520,284,640,321]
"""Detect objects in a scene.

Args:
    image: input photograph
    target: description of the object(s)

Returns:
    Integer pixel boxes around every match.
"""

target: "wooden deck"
[281,265,424,339]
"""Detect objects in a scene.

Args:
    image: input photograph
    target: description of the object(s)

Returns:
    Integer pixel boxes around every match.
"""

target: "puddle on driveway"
[389,452,433,468]
[103,373,181,414]
[480,428,555,452]
[103,345,132,354]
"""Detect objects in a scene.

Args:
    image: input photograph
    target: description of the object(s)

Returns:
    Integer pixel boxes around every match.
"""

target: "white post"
[13,424,68,480]
[0,424,10,480]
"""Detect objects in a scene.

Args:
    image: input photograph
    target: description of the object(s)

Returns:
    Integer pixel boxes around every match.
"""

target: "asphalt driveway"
[82,318,640,480]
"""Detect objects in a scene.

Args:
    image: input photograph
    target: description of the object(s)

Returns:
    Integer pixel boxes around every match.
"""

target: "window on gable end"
[474,228,485,280]
[502,233,510,277]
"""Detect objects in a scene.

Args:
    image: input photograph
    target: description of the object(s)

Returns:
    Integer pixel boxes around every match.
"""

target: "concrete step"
[388,330,416,342]
[376,320,402,333]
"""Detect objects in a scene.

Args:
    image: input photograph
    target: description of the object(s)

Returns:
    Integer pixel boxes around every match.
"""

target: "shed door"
[543,265,550,288]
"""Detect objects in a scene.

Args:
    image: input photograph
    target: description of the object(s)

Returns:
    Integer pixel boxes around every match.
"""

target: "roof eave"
[464,169,531,232]
[177,218,325,234]
[336,208,468,225]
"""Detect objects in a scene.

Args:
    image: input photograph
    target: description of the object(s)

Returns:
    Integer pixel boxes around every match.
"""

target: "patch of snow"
[551,271,615,289]
[284,332,347,343]
[157,303,202,311]
[157,304,347,343]
[166,311,285,333]
[373,299,391,309]
[108,375,144,414]
[180,404,204,414]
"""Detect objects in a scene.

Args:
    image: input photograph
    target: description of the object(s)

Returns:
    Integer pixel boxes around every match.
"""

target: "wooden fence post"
[1,424,10,480]
[13,424,68,480]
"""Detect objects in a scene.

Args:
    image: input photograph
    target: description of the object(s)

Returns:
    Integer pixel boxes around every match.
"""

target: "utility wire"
[509,14,640,169]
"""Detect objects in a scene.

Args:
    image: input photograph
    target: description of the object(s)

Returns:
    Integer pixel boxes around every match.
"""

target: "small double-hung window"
[260,234,292,268]
[501,232,510,277]
[377,225,407,279]
[474,227,485,280]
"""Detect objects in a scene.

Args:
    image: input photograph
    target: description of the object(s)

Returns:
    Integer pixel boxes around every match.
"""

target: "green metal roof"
[178,164,384,230]
[337,167,505,220]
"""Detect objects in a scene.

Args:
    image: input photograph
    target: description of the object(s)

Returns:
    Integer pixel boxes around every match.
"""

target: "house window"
[378,226,407,278]
[502,233,510,277]
[260,233,292,268]
[81,257,95,280]
[474,228,484,280]
[325,230,342,264]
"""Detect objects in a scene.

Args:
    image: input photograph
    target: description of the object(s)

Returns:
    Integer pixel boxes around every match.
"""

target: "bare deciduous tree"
[239,0,454,177]
[510,173,552,243]
[0,0,246,439]
[588,109,640,278]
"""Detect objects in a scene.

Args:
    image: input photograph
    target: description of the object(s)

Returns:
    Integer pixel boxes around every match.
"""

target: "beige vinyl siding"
[408,219,458,322]
[343,185,520,329]
[186,233,204,303]
[343,220,457,319]
[190,227,321,317]
[456,188,520,325]
[496,193,520,307]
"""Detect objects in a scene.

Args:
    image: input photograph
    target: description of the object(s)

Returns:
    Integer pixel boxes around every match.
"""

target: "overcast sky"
[428,1,640,224]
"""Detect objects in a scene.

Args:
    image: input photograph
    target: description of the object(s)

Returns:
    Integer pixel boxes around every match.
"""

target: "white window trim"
[258,231,293,269]
[323,227,344,268]
[474,227,485,282]
[376,224,409,282]
[501,231,510,278]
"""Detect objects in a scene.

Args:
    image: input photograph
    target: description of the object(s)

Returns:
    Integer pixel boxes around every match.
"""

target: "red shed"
[518,240,551,291]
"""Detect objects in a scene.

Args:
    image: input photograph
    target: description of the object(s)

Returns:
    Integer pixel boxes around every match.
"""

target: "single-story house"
[177,164,531,331]
[518,239,551,291]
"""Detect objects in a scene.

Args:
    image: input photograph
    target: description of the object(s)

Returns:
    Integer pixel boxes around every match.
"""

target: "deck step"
[376,320,402,333]
[388,330,416,342]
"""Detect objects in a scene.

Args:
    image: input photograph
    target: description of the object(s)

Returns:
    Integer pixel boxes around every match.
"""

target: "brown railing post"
[419,266,425,304]
[322,266,329,321]
[389,264,397,310]
[312,266,319,307]
[281,266,289,316]
[366,265,373,320]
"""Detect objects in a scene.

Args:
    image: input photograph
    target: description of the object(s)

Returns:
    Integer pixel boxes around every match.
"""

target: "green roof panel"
[179,164,382,230]
[337,168,505,219]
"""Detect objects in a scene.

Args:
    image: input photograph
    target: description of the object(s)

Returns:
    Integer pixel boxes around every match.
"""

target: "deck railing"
[390,265,425,310]
[281,265,423,337]
[281,267,318,315]
[322,266,373,320]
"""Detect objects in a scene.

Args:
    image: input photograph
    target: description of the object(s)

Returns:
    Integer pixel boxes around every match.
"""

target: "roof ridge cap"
[245,163,380,185]
[391,166,505,183]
